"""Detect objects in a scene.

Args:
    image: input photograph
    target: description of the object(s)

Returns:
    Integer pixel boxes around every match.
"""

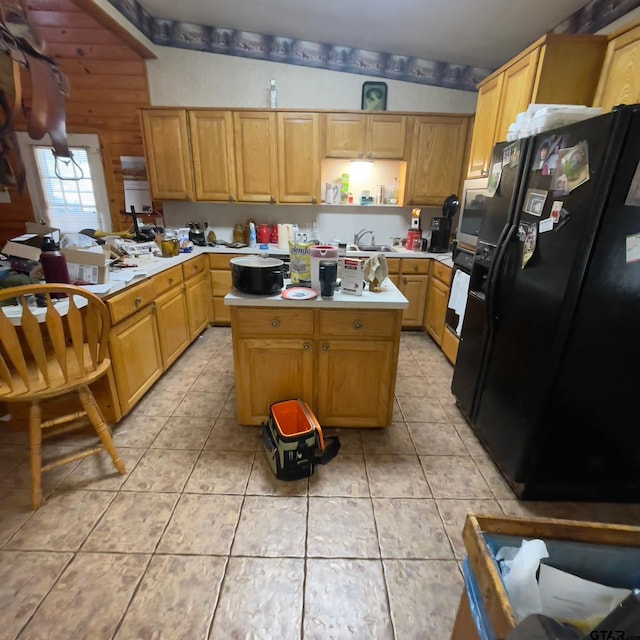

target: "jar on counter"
[233,224,245,244]
[161,230,180,257]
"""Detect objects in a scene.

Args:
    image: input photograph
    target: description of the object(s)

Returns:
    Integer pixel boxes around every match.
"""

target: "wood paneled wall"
[0,0,155,246]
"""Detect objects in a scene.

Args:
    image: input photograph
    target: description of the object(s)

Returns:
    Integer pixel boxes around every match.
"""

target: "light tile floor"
[1,327,640,639]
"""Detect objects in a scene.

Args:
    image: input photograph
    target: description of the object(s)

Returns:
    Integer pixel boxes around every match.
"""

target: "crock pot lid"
[230,256,284,268]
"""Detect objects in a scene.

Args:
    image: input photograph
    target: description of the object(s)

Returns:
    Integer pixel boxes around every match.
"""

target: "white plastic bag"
[496,539,549,622]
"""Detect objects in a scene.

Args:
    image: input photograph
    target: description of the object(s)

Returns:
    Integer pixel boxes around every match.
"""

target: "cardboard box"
[62,246,113,284]
[2,223,60,262]
[341,258,364,295]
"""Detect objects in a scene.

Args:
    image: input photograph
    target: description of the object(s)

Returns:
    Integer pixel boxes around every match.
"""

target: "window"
[18,133,112,234]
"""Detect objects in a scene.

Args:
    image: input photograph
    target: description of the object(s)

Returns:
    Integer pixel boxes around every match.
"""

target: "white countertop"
[65,245,452,299]
[224,278,409,309]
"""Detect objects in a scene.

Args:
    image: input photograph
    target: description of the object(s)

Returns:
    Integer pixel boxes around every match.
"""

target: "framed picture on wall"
[361,81,387,111]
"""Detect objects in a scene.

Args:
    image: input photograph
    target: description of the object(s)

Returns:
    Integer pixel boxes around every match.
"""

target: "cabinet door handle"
[402,276,407,284]
[271,319,280,328]
[321,343,329,351]
[353,321,362,330]
[311,196,317,204]
[303,343,310,351]
[228,194,235,202]
[169,278,174,285]
[134,296,142,307]
[366,151,372,159]
[481,170,488,177]
[358,152,363,159]
[270,195,276,204]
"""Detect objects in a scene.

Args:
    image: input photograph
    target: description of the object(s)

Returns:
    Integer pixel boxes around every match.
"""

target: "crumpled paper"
[363,253,388,291]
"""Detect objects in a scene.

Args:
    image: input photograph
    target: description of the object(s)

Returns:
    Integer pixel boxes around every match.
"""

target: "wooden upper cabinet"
[233,111,278,203]
[188,110,237,201]
[466,34,606,178]
[494,49,539,146]
[325,113,367,158]
[367,114,407,159]
[325,113,407,159]
[467,74,504,178]
[141,109,194,200]
[277,112,321,203]
[406,116,469,206]
[594,21,640,112]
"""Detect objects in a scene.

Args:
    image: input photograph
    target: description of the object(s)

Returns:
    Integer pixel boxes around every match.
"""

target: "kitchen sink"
[347,244,395,252]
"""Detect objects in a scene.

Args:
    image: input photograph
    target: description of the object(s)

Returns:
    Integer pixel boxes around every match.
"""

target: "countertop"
[224,278,409,310]
[40,245,452,299]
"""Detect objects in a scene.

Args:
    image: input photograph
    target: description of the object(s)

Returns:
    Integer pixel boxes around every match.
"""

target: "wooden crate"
[451,513,640,640]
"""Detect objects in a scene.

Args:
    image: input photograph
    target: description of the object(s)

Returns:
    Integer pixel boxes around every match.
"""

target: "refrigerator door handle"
[487,223,517,324]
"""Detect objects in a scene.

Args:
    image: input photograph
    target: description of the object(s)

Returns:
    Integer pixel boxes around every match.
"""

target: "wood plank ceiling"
[0,0,155,244]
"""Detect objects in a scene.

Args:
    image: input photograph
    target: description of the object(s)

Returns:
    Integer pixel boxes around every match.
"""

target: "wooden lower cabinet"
[234,338,314,425]
[210,253,241,325]
[155,285,190,369]
[424,277,450,345]
[109,305,163,416]
[316,339,394,427]
[398,273,428,327]
[185,269,210,339]
[230,306,401,426]
[441,326,460,365]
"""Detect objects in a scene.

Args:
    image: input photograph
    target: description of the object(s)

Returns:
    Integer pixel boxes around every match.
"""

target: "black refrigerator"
[451,104,640,501]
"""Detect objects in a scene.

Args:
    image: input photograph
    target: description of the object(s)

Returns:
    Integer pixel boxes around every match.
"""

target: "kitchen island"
[225,280,408,427]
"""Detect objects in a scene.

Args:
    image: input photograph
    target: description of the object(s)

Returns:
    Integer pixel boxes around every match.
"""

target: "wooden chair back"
[0,283,111,397]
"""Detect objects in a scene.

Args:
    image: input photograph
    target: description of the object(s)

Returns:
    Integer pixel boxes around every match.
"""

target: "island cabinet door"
[316,340,394,427]
[234,338,314,425]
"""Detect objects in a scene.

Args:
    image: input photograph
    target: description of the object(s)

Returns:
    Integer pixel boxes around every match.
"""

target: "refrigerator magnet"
[486,161,502,197]
[558,140,590,192]
[523,188,548,216]
[550,200,563,223]
[533,135,566,176]
[502,142,519,167]
[521,222,537,269]
[624,161,640,206]
[626,233,640,263]
[539,218,554,234]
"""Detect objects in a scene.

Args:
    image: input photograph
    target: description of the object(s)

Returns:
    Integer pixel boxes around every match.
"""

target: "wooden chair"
[0,283,125,509]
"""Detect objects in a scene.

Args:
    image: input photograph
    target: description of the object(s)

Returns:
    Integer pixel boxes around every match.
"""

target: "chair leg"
[28,401,43,510]
[78,386,125,475]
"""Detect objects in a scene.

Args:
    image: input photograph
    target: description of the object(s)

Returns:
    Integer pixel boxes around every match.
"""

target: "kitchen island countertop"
[224,278,409,309]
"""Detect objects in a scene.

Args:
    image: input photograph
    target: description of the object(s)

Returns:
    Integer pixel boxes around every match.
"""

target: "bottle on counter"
[269,79,277,109]
[40,236,70,295]
[248,222,257,248]
[389,177,399,205]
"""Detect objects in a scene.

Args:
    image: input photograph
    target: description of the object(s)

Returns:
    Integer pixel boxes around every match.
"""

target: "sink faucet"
[354,228,375,246]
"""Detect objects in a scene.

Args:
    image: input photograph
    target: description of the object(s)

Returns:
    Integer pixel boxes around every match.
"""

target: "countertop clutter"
[73,244,452,299]
[224,277,409,309]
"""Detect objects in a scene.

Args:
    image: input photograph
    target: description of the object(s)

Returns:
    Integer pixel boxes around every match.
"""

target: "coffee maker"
[429,194,459,253]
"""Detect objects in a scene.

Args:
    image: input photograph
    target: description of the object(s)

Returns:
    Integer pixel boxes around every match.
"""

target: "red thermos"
[40,237,70,288]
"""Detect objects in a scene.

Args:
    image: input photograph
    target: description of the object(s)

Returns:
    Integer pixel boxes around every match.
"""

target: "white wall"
[146,45,478,113]
[148,45,470,242]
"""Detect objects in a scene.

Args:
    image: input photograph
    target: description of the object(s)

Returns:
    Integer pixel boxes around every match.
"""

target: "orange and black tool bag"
[261,399,340,480]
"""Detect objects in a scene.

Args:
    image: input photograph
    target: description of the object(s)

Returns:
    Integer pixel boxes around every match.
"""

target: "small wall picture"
[362,81,387,111]
[523,188,548,217]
